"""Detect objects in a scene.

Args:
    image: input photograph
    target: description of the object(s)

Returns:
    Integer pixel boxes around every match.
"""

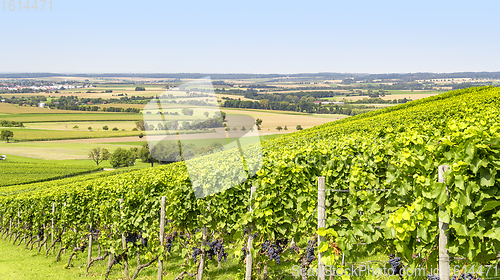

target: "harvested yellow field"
[223,108,347,131]
[0,103,97,114]
[341,93,439,101]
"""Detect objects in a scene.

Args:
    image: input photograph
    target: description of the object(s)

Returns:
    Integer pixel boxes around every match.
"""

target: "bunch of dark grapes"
[192,247,202,261]
[260,240,285,265]
[241,245,249,260]
[165,233,175,252]
[126,232,139,244]
[388,254,403,279]
[306,240,315,262]
[451,273,481,280]
[206,239,228,262]
[428,273,481,280]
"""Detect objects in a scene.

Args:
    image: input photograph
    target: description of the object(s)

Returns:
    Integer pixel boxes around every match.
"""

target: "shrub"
[109,148,136,168]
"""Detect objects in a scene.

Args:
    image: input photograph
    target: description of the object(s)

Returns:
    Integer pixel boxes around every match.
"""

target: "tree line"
[221,99,375,116]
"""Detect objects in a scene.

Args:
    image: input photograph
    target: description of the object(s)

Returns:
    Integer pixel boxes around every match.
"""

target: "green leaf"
[431,183,446,199]
[478,201,500,214]
[450,222,469,236]
[439,209,450,224]
[317,227,327,237]
[318,242,329,253]
[480,168,495,187]
[454,175,465,190]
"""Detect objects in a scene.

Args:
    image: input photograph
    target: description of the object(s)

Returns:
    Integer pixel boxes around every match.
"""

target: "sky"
[0,0,499,74]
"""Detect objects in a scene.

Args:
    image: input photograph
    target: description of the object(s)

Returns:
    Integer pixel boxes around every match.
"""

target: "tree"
[88,126,92,131]
[112,127,119,131]
[241,126,246,131]
[135,86,146,91]
[103,125,109,131]
[135,121,145,131]
[255,118,263,130]
[1,130,13,143]
[259,99,270,109]
[296,125,303,130]
[139,143,158,167]
[276,126,283,131]
[88,147,110,166]
[139,133,144,138]
[203,111,209,117]
[182,108,194,116]
[73,125,79,129]
[215,111,226,122]
[284,126,288,131]
[109,148,136,168]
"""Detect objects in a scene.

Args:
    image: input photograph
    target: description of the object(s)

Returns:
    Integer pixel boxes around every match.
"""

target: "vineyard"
[0,86,499,279]
[0,162,103,187]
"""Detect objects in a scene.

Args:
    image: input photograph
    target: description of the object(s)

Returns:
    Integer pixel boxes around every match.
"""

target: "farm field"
[223,108,347,131]
[0,103,109,114]
[0,140,142,160]
[1,127,142,141]
[0,134,278,161]
[341,92,440,101]
[0,112,143,123]
[2,86,499,279]
[25,121,142,131]
[0,160,102,186]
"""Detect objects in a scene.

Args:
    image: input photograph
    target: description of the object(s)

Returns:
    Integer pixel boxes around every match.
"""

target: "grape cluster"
[126,233,139,243]
[241,246,248,257]
[165,233,175,252]
[427,273,482,280]
[452,273,482,280]
[207,239,228,262]
[260,239,286,265]
[306,240,315,262]
[125,232,148,247]
[192,247,202,262]
[388,254,403,277]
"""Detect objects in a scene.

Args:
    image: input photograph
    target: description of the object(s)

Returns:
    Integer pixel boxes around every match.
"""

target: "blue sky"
[0,0,499,74]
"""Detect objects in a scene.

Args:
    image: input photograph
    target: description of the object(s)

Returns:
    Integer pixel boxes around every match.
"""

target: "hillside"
[1,86,499,279]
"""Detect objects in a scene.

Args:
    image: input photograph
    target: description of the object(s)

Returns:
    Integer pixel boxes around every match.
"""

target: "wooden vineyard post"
[196,203,209,280]
[62,203,66,255]
[87,224,93,269]
[8,207,12,239]
[245,186,257,280]
[119,199,129,279]
[51,203,55,253]
[158,196,166,280]
[317,176,326,280]
[439,165,450,280]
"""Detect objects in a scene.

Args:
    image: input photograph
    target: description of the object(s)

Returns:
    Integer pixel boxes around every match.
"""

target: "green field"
[0,161,102,186]
[1,127,141,141]
[0,113,143,123]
